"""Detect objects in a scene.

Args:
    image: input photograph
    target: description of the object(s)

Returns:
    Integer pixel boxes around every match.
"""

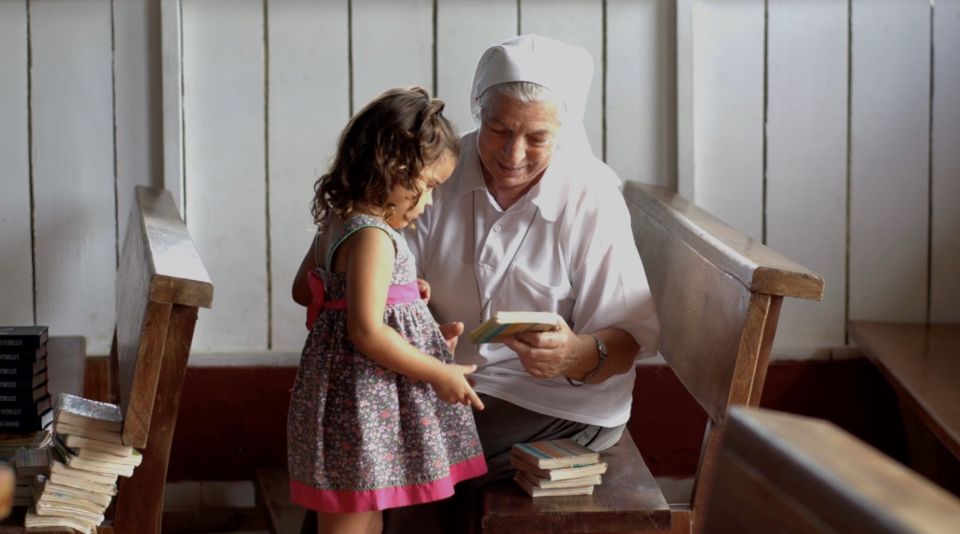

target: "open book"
[468,311,562,344]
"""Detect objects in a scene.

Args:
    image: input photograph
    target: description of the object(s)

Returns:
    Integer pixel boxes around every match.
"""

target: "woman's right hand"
[430,364,485,411]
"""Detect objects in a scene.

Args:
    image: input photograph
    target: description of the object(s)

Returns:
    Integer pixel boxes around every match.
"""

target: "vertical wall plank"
[930,0,960,323]
[268,0,349,351]
[0,1,34,326]
[352,0,433,111]
[766,0,848,354]
[435,0,516,134]
[114,0,163,243]
[676,0,694,198]
[31,0,116,354]
[690,0,764,240]
[519,0,604,157]
[607,0,675,186]
[182,0,267,351]
[849,1,929,322]
[160,0,184,213]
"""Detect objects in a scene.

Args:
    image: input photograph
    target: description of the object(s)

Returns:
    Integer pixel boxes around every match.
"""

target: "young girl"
[287,87,487,534]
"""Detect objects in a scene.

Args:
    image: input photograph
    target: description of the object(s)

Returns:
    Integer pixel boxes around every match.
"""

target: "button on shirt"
[406,130,659,427]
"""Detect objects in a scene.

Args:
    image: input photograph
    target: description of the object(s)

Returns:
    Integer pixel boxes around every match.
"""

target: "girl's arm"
[292,238,318,307]
[345,228,484,410]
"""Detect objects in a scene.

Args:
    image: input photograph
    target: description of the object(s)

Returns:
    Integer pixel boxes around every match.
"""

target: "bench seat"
[482,433,670,534]
[848,321,960,459]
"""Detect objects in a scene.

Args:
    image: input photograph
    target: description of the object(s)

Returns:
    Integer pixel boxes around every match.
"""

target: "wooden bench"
[848,321,960,493]
[1,186,213,533]
[480,183,824,533]
[701,406,960,533]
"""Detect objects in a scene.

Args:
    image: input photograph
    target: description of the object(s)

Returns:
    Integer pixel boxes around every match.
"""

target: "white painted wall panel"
[352,0,433,112]
[519,0,604,157]
[182,0,267,351]
[114,0,163,244]
[161,0,184,213]
[435,0,516,134]
[31,0,116,354]
[766,0,848,354]
[691,0,764,240]
[268,0,349,351]
[0,1,34,326]
[930,0,960,323]
[676,0,695,199]
[607,0,675,187]
[849,1,929,322]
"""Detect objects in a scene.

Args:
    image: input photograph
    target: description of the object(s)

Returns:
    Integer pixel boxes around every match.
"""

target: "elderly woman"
[388,34,660,532]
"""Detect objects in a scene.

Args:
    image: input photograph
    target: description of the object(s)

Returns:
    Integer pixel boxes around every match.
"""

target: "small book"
[36,475,113,507]
[62,434,134,458]
[511,455,609,481]
[14,445,50,478]
[54,393,124,434]
[468,311,562,344]
[55,421,123,444]
[0,326,48,350]
[47,465,117,496]
[50,460,119,487]
[74,447,142,466]
[513,473,595,497]
[34,475,108,515]
[512,438,600,469]
[516,469,602,489]
[0,356,47,378]
[24,509,96,534]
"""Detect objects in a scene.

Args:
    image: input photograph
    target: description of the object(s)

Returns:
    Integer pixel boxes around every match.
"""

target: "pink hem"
[290,455,488,513]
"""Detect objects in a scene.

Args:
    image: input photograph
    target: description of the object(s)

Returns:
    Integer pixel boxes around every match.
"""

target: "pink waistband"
[306,272,421,328]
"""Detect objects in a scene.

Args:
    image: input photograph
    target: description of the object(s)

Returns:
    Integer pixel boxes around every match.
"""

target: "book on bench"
[469,311,563,344]
[511,438,604,497]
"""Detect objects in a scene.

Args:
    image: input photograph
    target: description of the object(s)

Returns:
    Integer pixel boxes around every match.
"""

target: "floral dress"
[287,214,486,512]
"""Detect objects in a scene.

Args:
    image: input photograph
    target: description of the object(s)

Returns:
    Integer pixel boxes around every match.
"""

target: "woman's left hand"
[501,318,587,379]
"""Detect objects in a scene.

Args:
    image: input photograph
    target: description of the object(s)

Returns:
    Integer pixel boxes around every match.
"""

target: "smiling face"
[384,151,457,229]
[477,92,561,198]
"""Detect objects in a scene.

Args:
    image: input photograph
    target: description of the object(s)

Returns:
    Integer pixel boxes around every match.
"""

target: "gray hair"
[472,81,567,124]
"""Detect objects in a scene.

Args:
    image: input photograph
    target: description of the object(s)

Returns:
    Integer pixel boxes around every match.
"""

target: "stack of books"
[0,327,52,434]
[511,438,607,497]
[24,393,142,533]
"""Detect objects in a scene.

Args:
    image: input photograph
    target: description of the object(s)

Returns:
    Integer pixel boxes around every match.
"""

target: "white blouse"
[406,130,659,427]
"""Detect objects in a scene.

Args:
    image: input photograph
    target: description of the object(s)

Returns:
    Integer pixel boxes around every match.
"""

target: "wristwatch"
[566,335,608,387]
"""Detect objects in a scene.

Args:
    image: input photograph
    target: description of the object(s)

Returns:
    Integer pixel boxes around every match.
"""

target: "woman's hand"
[429,364,485,410]
[501,318,589,379]
[438,321,464,353]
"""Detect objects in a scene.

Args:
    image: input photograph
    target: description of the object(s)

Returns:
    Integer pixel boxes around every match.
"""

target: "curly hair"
[312,86,460,226]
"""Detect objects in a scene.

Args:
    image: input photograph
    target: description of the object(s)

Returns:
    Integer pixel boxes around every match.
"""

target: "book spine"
[0,330,47,350]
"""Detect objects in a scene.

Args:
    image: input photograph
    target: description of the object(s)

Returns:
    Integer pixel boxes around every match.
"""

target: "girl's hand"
[417,278,431,303]
[430,364,485,411]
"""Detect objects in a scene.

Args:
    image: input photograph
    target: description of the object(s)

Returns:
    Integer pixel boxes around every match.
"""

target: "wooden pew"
[701,406,960,533]
[480,183,824,533]
[848,322,960,461]
[0,186,213,534]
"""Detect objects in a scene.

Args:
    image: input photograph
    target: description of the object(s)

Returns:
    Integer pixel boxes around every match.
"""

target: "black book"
[0,395,51,418]
[0,371,47,392]
[0,383,48,403]
[0,343,47,365]
[0,407,53,432]
[0,326,48,350]
[0,356,47,379]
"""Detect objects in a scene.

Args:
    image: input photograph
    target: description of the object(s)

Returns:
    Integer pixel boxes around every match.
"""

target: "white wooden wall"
[174,0,678,353]
[0,0,162,355]
[680,0,960,356]
[2,0,958,359]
